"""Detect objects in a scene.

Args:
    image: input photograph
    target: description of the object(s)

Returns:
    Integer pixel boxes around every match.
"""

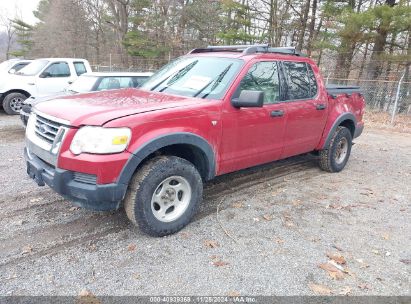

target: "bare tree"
[0,9,16,60]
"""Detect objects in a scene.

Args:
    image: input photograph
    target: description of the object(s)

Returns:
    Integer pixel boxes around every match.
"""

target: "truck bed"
[326,84,362,97]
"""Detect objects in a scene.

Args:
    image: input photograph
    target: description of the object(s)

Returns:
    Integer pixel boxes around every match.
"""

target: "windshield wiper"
[193,63,233,98]
[150,60,199,92]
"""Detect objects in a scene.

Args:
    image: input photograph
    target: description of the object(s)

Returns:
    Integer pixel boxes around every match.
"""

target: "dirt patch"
[364,111,411,133]
[0,115,410,296]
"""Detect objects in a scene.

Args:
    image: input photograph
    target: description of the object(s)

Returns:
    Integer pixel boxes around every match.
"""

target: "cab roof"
[186,44,315,64]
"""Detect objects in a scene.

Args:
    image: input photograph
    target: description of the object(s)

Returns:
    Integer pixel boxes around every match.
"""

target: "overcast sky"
[0,0,40,25]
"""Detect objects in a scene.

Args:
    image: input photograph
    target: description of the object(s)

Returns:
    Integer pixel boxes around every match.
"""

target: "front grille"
[34,114,63,144]
[73,172,97,185]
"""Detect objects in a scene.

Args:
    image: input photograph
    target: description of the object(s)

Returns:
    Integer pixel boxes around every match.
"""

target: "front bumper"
[20,109,29,126]
[24,147,127,211]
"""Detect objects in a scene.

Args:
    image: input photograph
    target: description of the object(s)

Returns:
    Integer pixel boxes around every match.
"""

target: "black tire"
[319,126,352,173]
[3,92,28,115]
[124,156,203,237]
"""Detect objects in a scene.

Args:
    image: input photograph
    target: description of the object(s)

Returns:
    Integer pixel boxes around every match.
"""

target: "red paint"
[36,52,365,184]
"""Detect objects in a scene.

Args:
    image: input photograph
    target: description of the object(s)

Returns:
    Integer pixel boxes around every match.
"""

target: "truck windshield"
[141,57,243,99]
[17,60,49,76]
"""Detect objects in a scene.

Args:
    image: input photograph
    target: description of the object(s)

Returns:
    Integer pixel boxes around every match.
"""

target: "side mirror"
[231,90,264,108]
[40,71,51,78]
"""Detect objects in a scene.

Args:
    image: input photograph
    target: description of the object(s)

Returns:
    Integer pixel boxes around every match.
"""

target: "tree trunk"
[366,0,396,80]
[306,0,317,56]
[297,0,311,51]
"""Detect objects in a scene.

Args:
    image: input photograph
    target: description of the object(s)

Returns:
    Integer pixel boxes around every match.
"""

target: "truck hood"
[34,88,197,127]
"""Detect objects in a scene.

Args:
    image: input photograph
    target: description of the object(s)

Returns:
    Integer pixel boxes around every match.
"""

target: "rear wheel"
[124,156,203,237]
[319,126,352,173]
[3,92,27,115]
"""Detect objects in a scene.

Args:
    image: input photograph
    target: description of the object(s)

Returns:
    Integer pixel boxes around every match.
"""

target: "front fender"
[118,132,216,185]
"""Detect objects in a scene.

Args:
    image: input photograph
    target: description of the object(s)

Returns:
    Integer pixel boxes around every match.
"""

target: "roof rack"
[188,45,304,57]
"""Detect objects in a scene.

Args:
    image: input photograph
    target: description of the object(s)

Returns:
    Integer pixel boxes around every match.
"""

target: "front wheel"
[124,156,203,237]
[319,126,352,173]
[3,92,28,115]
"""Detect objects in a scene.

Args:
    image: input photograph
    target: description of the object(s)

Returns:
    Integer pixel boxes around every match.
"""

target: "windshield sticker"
[181,76,211,90]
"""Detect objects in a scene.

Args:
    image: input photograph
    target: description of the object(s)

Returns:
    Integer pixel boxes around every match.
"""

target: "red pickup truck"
[24,45,365,236]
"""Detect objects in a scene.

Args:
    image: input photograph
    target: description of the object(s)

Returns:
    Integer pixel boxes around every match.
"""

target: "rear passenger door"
[281,61,328,158]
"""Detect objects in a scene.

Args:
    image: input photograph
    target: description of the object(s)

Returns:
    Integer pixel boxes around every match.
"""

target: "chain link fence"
[324,77,411,114]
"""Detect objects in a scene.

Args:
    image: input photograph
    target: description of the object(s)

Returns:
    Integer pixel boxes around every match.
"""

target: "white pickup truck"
[0,58,91,114]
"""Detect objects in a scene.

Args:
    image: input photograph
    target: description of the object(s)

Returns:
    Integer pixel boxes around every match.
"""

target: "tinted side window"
[283,61,310,100]
[307,64,318,97]
[74,62,87,76]
[96,77,137,90]
[10,63,29,72]
[235,61,280,104]
[43,62,71,77]
[133,76,149,87]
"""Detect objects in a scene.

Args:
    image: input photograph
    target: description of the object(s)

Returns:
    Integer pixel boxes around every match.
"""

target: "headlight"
[70,126,131,155]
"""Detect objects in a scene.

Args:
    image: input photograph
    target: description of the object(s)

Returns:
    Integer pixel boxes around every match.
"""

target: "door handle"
[316,104,326,110]
[270,110,284,117]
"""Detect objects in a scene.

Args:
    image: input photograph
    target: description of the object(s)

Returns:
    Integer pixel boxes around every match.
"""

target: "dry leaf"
[88,244,97,252]
[308,282,332,295]
[263,214,273,221]
[382,233,390,240]
[400,259,411,265]
[227,291,240,297]
[274,238,284,244]
[271,188,284,196]
[292,200,302,206]
[204,240,219,248]
[179,232,191,239]
[77,289,100,304]
[78,289,93,297]
[327,252,346,265]
[319,262,345,280]
[282,214,294,227]
[356,259,369,269]
[338,286,352,296]
[231,202,244,208]
[70,206,80,211]
[371,249,380,255]
[213,260,229,267]
[21,245,33,255]
[358,283,371,290]
[127,244,137,252]
[30,198,41,203]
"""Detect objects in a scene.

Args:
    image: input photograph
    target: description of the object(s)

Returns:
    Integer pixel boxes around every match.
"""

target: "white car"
[20,71,153,126]
[0,58,91,114]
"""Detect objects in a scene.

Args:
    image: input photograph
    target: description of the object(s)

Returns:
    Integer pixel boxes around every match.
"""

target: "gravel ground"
[0,111,410,297]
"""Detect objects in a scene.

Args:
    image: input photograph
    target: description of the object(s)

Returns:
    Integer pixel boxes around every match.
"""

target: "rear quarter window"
[74,62,87,76]
[283,61,317,100]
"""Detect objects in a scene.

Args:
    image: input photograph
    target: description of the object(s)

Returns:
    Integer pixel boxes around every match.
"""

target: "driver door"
[219,60,287,175]
[35,61,74,96]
